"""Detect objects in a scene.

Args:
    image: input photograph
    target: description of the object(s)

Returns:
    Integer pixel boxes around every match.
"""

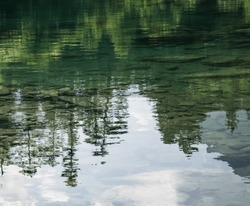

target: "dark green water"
[0,0,250,205]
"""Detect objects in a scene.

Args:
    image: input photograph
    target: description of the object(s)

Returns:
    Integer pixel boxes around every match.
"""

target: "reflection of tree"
[148,92,204,155]
[217,0,243,12]
[1,0,250,183]
[83,89,129,156]
[0,159,3,175]
[226,110,239,132]
[62,112,79,187]
[144,75,250,154]
[132,51,250,155]
[0,0,206,64]
[0,85,129,185]
[1,64,250,181]
[186,72,250,133]
[8,89,64,177]
[0,136,11,175]
[247,110,250,120]
[0,91,17,175]
[0,0,249,69]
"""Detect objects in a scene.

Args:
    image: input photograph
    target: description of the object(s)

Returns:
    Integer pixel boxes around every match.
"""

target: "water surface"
[0,0,250,205]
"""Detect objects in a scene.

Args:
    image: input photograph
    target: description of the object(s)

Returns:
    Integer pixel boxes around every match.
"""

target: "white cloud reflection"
[0,165,70,206]
[0,166,38,206]
[2,164,250,206]
[129,97,155,132]
[96,170,180,206]
[35,170,69,203]
[41,190,69,203]
[96,168,250,206]
[35,166,70,203]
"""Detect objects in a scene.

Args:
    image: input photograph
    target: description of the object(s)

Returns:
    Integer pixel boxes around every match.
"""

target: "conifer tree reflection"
[8,89,63,177]
[226,110,239,133]
[20,129,37,176]
[84,88,128,157]
[61,112,79,187]
[0,134,11,176]
[247,110,250,120]
[0,128,12,177]
[1,0,250,184]
[152,99,203,155]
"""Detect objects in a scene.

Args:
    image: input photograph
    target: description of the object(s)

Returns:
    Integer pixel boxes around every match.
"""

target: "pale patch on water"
[95,170,180,206]
[94,168,250,206]
[0,166,38,206]
[129,97,155,132]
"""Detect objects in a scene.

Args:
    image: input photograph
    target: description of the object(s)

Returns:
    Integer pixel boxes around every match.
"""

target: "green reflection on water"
[0,0,250,189]
[0,0,249,65]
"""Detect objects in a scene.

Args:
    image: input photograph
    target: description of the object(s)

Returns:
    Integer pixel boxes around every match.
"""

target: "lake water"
[0,0,250,205]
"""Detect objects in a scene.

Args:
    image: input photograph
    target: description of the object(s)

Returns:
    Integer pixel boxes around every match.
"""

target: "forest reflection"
[0,86,129,186]
[0,0,250,64]
[1,72,250,185]
[0,0,250,187]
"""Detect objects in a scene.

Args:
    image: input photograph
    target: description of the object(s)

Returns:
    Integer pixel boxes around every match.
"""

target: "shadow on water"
[0,0,250,197]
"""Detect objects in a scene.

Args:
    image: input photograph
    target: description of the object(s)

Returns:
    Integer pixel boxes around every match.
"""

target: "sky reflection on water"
[1,94,250,206]
[1,0,250,205]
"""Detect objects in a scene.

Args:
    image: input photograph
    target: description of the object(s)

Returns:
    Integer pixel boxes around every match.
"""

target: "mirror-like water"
[0,0,250,205]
